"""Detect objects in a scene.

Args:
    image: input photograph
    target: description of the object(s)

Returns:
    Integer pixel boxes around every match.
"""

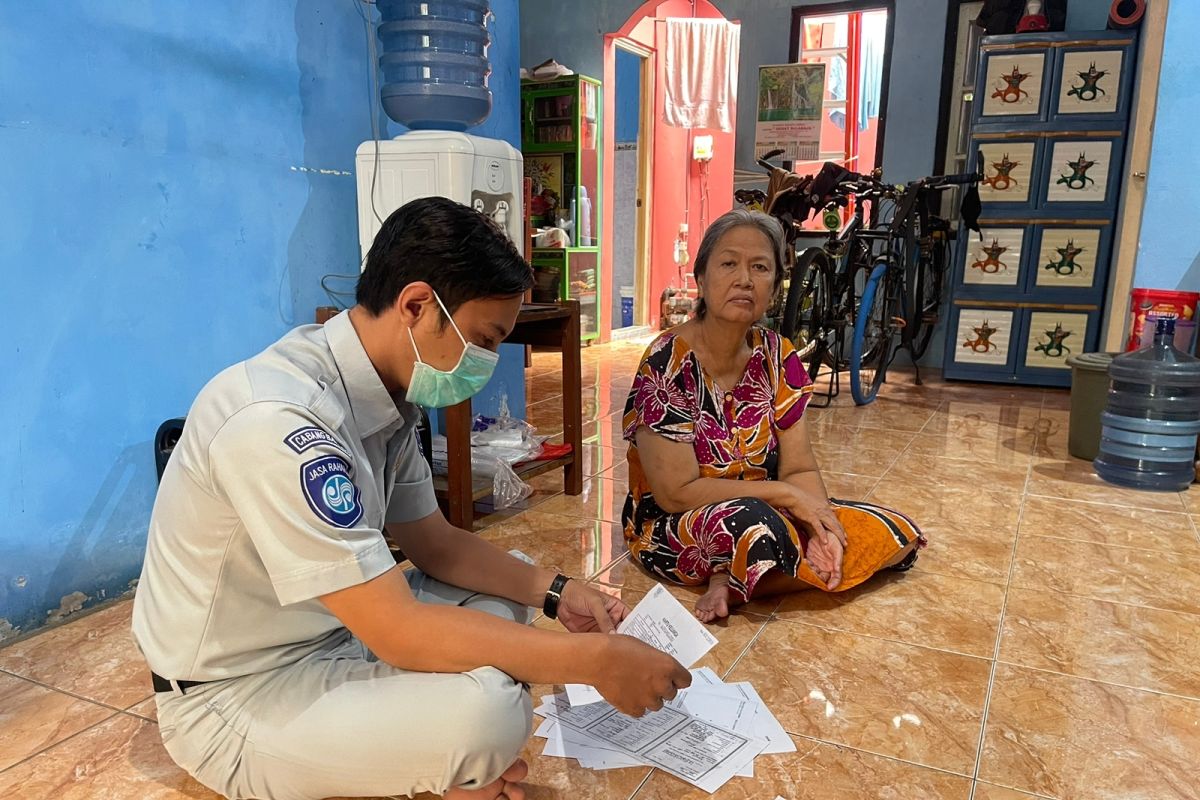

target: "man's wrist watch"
[543,573,571,620]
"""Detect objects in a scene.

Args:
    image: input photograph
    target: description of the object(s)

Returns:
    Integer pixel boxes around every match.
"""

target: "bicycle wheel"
[907,225,949,361]
[850,259,899,405]
[780,247,833,383]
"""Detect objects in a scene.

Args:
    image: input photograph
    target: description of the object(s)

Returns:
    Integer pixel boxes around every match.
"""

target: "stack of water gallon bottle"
[1094,318,1200,492]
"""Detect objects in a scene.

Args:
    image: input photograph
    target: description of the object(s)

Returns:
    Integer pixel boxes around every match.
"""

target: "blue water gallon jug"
[376,0,492,131]
[1094,318,1200,491]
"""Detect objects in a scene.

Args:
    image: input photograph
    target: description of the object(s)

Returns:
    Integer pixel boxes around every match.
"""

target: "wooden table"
[435,301,584,528]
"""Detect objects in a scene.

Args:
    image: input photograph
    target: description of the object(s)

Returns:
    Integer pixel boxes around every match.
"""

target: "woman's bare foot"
[695,573,734,623]
[444,758,528,800]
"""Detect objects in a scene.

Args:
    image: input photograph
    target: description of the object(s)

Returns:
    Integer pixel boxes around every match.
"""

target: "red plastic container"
[1126,288,1200,352]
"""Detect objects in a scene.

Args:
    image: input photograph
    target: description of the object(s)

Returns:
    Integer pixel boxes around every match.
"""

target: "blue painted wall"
[0,0,523,639]
[615,47,643,144]
[1133,1,1200,293]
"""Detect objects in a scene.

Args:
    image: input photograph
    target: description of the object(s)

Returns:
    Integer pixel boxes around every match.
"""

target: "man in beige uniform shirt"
[132,197,690,800]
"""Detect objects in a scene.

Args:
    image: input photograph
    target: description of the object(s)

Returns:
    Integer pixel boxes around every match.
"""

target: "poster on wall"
[1058,50,1123,115]
[1036,228,1102,288]
[754,63,826,161]
[956,309,1012,366]
[1025,312,1089,370]
[524,154,564,228]
[981,53,1044,116]
[1045,141,1112,203]
[964,228,1025,286]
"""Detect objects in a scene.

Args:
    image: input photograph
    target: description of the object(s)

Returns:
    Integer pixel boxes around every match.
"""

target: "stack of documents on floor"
[534,584,796,793]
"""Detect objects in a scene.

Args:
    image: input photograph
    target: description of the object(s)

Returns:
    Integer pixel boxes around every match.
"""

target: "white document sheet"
[684,682,796,755]
[565,584,719,707]
[539,693,765,792]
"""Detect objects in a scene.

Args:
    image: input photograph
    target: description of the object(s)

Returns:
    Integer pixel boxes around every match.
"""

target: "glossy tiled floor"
[4,339,1200,800]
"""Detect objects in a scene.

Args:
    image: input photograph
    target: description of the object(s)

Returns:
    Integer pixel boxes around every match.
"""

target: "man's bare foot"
[444,758,528,800]
[695,573,734,623]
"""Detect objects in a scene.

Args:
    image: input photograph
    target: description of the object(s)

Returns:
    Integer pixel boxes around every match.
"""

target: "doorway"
[611,41,653,339]
[789,2,893,177]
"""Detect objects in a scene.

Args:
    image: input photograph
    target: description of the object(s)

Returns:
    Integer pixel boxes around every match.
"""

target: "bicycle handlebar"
[928,171,981,187]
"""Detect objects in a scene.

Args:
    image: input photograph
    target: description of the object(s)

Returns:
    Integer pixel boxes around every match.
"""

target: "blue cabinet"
[946,31,1138,387]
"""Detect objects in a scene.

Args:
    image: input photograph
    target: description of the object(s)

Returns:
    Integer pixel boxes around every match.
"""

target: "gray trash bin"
[1066,352,1119,461]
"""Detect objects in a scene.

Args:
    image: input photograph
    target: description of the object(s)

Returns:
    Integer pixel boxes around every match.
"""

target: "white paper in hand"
[565,584,719,706]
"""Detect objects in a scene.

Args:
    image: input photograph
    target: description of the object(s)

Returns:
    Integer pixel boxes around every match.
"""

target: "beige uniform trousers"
[154,569,534,800]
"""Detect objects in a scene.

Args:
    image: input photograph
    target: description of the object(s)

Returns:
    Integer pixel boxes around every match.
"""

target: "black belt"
[151,671,210,695]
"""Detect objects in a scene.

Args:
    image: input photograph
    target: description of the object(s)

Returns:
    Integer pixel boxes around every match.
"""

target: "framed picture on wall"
[1034,227,1103,290]
[954,307,1014,366]
[963,227,1025,287]
[1043,140,1114,204]
[976,141,1038,205]
[524,154,563,198]
[1023,311,1091,370]
[980,52,1046,117]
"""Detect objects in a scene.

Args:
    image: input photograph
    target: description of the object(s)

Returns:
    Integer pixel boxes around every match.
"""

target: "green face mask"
[406,293,500,408]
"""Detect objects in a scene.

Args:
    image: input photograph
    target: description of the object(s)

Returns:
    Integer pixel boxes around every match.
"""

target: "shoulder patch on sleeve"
[284,426,348,456]
[300,455,363,528]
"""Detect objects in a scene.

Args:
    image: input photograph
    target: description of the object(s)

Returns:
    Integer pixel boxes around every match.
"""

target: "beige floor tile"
[1040,388,1072,409]
[577,443,626,478]
[1011,534,1200,616]
[808,423,920,452]
[1182,488,1200,515]
[125,696,158,722]
[810,441,902,478]
[0,601,150,709]
[773,571,1005,658]
[1022,409,1071,462]
[980,664,1200,800]
[518,740,651,800]
[1000,586,1200,698]
[1020,495,1200,555]
[971,783,1050,799]
[532,475,629,524]
[823,472,880,500]
[818,402,940,433]
[867,484,1020,585]
[0,672,116,771]
[881,453,1029,495]
[598,459,630,483]
[632,737,972,799]
[726,621,991,775]
[1027,460,1186,512]
[481,511,626,580]
[902,431,1034,465]
[920,403,1043,441]
[0,712,222,799]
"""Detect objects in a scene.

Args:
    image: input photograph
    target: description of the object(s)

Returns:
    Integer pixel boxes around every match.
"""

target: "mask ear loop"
[407,326,425,363]
[431,291,469,348]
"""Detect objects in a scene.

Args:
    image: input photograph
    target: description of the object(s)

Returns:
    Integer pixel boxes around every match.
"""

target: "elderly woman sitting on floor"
[621,209,925,622]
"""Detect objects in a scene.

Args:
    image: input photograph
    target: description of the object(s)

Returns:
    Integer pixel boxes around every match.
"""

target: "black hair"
[692,209,788,318]
[356,196,533,320]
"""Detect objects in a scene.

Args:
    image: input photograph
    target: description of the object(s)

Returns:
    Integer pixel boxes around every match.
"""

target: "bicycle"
[848,168,981,404]
[776,176,886,407]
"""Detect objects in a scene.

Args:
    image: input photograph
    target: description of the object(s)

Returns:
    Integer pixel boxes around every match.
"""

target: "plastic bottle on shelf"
[1094,318,1200,492]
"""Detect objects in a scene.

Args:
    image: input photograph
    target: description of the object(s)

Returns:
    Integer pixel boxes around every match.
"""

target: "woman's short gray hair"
[692,209,789,318]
